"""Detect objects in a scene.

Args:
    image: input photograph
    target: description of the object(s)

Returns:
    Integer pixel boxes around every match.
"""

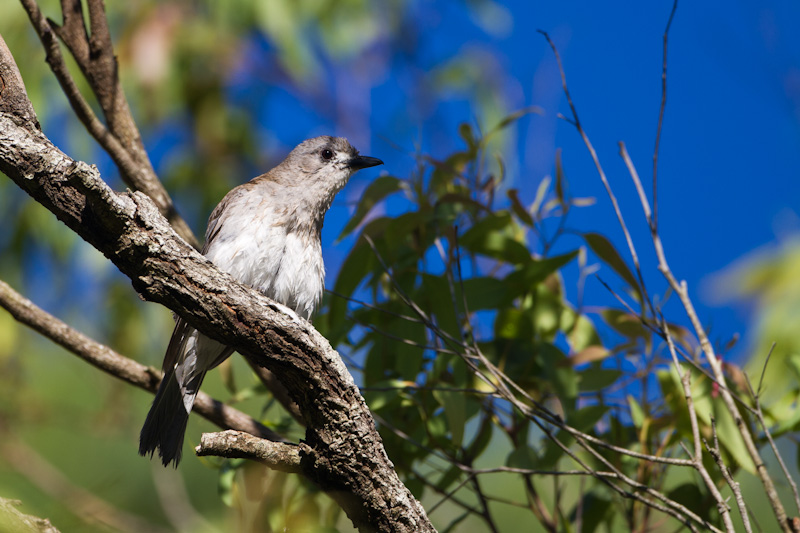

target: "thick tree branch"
[0,278,284,444]
[18,0,199,249]
[196,430,302,473]
[0,498,60,533]
[0,36,433,533]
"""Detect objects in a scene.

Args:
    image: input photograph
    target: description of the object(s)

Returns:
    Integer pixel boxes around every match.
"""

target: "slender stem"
[653,0,678,230]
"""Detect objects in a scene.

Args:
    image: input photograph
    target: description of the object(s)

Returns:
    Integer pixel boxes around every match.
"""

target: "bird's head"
[279,136,383,195]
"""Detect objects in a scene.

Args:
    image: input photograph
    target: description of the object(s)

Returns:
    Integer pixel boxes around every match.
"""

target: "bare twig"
[537,29,654,320]
[703,419,752,533]
[653,0,678,230]
[665,323,738,532]
[196,431,302,473]
[745,344,800,515]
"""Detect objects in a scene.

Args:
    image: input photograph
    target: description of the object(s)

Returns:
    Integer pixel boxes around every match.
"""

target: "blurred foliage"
[314,116,798,531]
[712,239,800,415]
[0,0,798,532]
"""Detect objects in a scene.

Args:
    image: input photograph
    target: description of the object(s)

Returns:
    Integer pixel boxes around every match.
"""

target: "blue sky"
[259,0,800,362]
[16,1,800,364]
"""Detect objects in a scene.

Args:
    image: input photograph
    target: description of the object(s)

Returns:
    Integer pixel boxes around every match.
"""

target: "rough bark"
[0,36,434,533]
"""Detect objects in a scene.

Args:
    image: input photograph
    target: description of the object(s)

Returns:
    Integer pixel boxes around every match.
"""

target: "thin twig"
[745,345,800,515]
[538,29,654,320]
[653,0,678,230]
[703,420,752,533]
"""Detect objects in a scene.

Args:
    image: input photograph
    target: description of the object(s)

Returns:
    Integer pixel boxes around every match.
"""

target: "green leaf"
[465,415,494,459]
[433,390,467,448]
[461,276,512,310]
[495,308,533,340]
[218,459,245,507]
[568,404,609,433]
[420,273,460,342]
[580,367,622,391]
[506,444,538,469]
[601,309,650,341]
[562,308,602,353]
[484,105,543,142]
[507,188,534,227]
[329,239,378,324]
[714,397,757,474]
[573,492,613,532]
[584,232,642,301]
[430,152,471,195]
[667,483,708,520]
[628,395,645,428]
[540,343,578,399]
[458,211,531,264]
[338,176,403,240]
[554,148,566,206]
[504,251,579,292]
[459,122,475,145]
[365,380,403,411]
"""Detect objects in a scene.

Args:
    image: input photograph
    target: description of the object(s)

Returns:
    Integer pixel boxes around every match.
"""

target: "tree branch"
[0,278,283,443]
[196,430,302,473]
[18,0,199,249]
[0,497,60,533]
[0,33,433,533]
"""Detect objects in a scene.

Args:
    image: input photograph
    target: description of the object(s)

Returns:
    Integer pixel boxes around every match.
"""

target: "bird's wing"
[162,316,191,372]
[202,200,227,255]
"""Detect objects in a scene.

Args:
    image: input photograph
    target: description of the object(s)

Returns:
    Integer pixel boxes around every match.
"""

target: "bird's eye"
[321,149,334,161]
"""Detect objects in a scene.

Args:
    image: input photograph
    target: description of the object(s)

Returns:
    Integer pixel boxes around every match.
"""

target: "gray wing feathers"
[139,320,233,466]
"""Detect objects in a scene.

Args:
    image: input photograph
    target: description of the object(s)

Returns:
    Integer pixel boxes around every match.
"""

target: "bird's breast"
[203,202,324,320]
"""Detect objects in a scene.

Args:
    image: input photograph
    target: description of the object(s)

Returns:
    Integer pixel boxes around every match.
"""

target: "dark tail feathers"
[139,370,206,467]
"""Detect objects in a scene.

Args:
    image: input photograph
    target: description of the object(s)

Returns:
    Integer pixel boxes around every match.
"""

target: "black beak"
[348,155,384,170]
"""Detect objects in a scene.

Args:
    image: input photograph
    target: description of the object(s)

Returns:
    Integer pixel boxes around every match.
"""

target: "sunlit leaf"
[627,395,645,428]
[714,397,757,474]
[601,309,649,341]
[531,176,551,218]
[485,106,543,140]
[458,211,531,264]
[571,197,596,207]
[567,345,611,366]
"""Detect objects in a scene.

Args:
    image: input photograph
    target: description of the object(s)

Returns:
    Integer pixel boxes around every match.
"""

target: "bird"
[139,136,383,466]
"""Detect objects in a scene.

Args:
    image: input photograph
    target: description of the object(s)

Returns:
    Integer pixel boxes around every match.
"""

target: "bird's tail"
[139,369,206,467]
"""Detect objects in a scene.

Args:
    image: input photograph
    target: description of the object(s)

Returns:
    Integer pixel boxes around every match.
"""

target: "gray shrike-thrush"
[139,136,383,466]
